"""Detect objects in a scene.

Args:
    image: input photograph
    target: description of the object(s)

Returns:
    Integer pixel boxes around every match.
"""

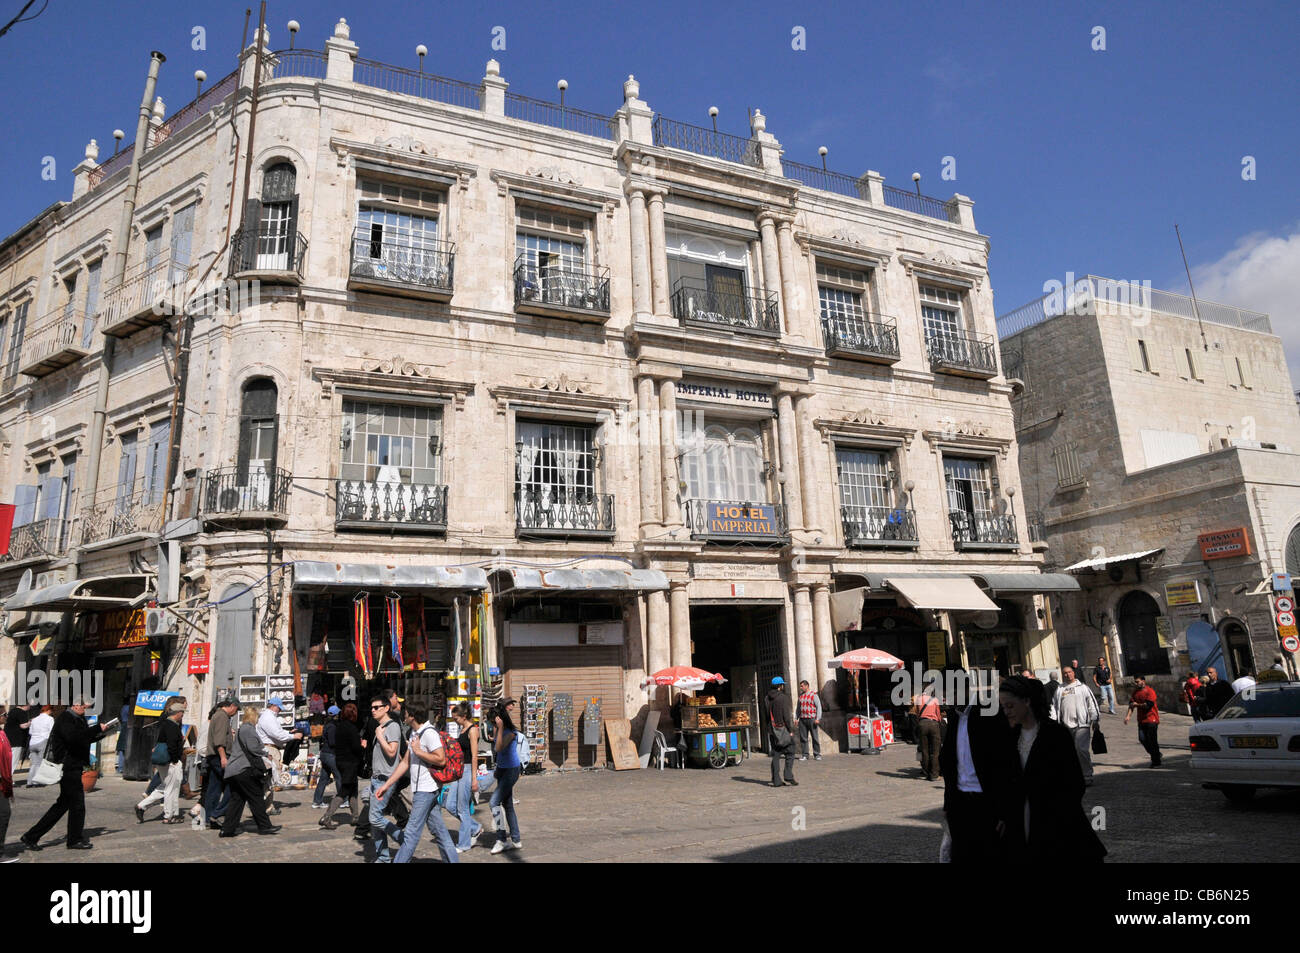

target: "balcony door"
[250,162,298,271]
[517,421,596,509]
[706,265,746,324]
[516,232,584,306]
[943,456,994,539]
[237,379,279,507]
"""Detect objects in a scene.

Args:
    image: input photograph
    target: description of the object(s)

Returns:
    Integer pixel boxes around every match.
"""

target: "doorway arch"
[213,583,259,695]
[1118,590,1169,675]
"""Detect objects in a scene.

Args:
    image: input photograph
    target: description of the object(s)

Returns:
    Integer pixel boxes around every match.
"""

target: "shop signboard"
[1196,527,1252,561]
[83,608,148,652]
[704,502,779,538]
[1155,617,1173,648]
[926,631,948,669]
[187,642,211,675]
[133,689,179,717]
[1164,580,1202,607]
[677,379,773,408]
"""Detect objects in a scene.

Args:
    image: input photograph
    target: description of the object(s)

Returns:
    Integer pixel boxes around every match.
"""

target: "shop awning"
[2,574,152,613]
[972,573,1081,594]
[493,567,669,593]
[884,576,999,612]
[1063,549,1164,573]
[830,587,867,633]
[292,561,487,591]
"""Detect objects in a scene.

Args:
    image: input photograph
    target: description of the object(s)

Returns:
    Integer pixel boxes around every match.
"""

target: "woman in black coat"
[320,702,364,830]
[998,675,1106,862]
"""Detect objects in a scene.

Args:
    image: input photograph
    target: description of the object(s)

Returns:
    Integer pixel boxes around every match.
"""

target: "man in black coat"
[21,699,114,851]
[939,672,1021,862]
[766,677,798,788]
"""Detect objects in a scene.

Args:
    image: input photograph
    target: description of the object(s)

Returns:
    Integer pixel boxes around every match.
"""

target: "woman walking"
[320,703,364,830]
[312,705,341,810]
[489,698,523,855]
[218,707,279,838]
[450,703,482,852]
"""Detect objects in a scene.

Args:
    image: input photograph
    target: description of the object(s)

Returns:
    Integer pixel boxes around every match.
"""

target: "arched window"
[241,162,299,271]
[237,379,278,503]
[681,425,767,503]
[1118,590,1170,676]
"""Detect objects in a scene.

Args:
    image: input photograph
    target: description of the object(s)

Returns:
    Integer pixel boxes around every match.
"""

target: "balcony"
[4,519,69,562]
[684,499,789,544]
[101,260,193,338]
[950,510,1019,552]
[842,506,919,549]
[513,257,610,323]
[822,314,901,365]
[882,185,959,223]
[81,482,165,547]
[20,307,91,378]
[348,230,455,302]
[926,330,999,379]
[671,279,780,337]
[201,467,292,525]
[229,225,306,283]
[515,486,614,539]
[652,116,763,167]
[335,480,447,533]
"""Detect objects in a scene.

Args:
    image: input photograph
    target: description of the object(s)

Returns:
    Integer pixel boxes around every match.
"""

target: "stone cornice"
[330,136,478,190]
[922,425,1012,459]
[490,168,620,215]
[313,364,475,408]
[796,231,894,269]
[897,249,987,289]
[488,381,628,415]
[815,414,916,449]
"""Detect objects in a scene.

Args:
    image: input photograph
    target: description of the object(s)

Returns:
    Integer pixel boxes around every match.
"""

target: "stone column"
[647,588,669,676]
[669,582,691,667]
[636,375,661,526]
[626,190,652,320]
[812,583,835,702]
[775,393,804,531]
[776,220,808,341]
[647,191,670,317]
[792,585,815,690]
[658,378,682,527]
[795,395,822,534]
[758,214,785,333]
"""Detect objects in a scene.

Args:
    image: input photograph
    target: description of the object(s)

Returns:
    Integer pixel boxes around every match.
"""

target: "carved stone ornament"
[928,251,960,267]
[524,166,581,186]
[363,355,439,378]
[373,135,434,156]
[829,229,866,245]
[944,419,991,438]
[844,409,889,427]
[531,373,591,395]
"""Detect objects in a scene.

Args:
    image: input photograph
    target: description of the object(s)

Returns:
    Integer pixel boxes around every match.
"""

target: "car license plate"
[1226,735,1278,749]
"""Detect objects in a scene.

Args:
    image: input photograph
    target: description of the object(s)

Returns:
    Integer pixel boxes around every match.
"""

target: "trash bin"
[123,719,160,781]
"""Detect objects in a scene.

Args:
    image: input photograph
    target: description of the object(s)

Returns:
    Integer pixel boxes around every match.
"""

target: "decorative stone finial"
[485,58,500,77]
[152,96,166,120]
[334,18,350,40]
[85,139,99,162]
[751,108,766,134]
[623,74,640,102]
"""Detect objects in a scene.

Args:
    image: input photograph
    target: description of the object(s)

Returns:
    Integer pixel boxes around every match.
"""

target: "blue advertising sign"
[133,689,179,718]
[705,502,779,537]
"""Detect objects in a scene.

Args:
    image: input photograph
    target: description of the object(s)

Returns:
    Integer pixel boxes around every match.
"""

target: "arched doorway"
[213,584,258,695]
[1285,524,1300,577]
[1219,618,1254,681]
[1118,590,1169,676]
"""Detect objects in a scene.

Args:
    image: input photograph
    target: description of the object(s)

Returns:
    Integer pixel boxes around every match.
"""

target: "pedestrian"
[256,696,303,816]
[312,705,341,810]
[1182,671,1203,721]
[1092,656,1115,714]
[320,702,365,831]
[796,679,823,761]
[766,676,798,788]
[910,680,943,781]
[218,706,280,838]
[20,696,116,851]
[201,695,238,829]
[115,698,131,775]
[450,702,482,852]
[998,675,1105,862]
[1197,667,1234,720]
[1271,654,1288,674]
[377,689,410,827]
[0,710,14,863]
[1230,669,1256,695]
[938,671,1019,864]
[24,707,55,787]
[4,703,31,774]
[1123,675,1161,767]
[378,702,458,864]
[1043,671,1061,715]
[1050,666,1100,784]
[489,698,523,854]
[366,695,405,862]
[135,698,187,824]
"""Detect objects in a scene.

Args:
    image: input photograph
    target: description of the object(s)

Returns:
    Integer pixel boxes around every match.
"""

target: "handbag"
[150,741,171,765]
[769,706,792,749]
[1091,723,1108,755]
[30,758,63,786]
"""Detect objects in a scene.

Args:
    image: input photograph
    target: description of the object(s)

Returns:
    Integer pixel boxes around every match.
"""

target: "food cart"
[643,665,752,769]
[828,647,904,755]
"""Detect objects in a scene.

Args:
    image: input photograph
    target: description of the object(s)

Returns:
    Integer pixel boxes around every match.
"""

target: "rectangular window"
[144,226,164,273]
[1138,339,1151,372]
[2,301,29,391]
[340,399,443,486]
[820,285,866,338]
[944,456,995,524]
[678,420,768,503]
[920,284,963,340]
[169,203,196,283]
[516,420,596,502]
[837,448,891,512]
[115,433,138,515]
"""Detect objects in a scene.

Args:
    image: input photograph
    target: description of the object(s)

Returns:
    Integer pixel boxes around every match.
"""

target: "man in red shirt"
[1123,675,1162,767]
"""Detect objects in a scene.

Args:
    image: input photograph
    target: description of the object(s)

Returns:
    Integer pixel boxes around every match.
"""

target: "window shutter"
[1143,340,1159,374]
[1187,347,1201,380]
[12,484,38,528]
[1238,355,1254,389]
[1127,338,1144,371]
[285,194,301,271]
[40,472,62,521]
[144,421,171,505]
[1223,353,1240,387]
[1175,347,1190,379]
[240,199,261,271]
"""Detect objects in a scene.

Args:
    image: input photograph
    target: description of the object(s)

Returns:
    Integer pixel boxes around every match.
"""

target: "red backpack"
[431,728,464,785]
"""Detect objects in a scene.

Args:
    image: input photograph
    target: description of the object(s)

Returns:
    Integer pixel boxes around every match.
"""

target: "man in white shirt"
[377,702,458,864]
[25,708,55,787]
[256,697,303,815]
[1230,671,1257,695]
[1051,666,1101,783]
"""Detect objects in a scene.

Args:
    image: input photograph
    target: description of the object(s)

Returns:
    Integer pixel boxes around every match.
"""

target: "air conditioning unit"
[145,607,178,637]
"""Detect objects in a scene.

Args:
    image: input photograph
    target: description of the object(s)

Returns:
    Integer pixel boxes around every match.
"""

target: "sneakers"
[0,855,18,863]
[456,846,470,854]
[135,806,145,823]
[491,839,518,854]
[310,802,325,810]
[798,756,808,761]
[814,755,823,761]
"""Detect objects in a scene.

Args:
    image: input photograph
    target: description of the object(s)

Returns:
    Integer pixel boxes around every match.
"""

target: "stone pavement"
[4,711,1296,863]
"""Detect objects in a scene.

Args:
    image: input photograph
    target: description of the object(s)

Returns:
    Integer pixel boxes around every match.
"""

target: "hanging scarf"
[353,593,374,678]
[386,593,405,670]
[414,595,428,671]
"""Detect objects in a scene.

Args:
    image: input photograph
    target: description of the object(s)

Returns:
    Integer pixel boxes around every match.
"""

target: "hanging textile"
[386,592,405,670]
[353,592,374,678]
[408,594,428,671]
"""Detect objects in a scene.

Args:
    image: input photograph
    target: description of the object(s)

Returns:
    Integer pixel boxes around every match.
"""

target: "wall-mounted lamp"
[428,434,441,456]
[287,20,300,49]
[340,418,354,449]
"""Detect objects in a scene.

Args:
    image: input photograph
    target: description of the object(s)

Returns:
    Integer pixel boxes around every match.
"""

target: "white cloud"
[1191,224,1300,387]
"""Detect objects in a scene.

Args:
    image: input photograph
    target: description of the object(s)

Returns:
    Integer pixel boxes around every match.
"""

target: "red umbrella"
[827,647,905,672]
[642,665,727,689]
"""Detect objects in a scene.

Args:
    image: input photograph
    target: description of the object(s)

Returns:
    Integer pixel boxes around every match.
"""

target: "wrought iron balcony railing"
[82,482,165,546]
[229,225,307,278]
[671,278,780,336]
[505,92,617,139]
[202,467,292,519]
[335,480,447,531]
[926,329,999,377]
[515,486,614,537]
[513,257,610,318]
[20,306,91,377]
[882,185,958,223]
[949,510,1019,549]
[842,506,919,547]
[350,230,455,297]
[4,518,69,562]
[100,259,194,337]
[652,116,763,167]
[684,499,789,543]
[821,314,900,363]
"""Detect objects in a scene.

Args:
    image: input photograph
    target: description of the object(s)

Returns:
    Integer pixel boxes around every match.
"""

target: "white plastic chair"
[652,730,682,770]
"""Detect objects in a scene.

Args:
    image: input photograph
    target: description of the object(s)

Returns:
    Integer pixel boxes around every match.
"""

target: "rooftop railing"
[652,116,762,167]
[353,57,482,110]
[882,185,957,222]
[152,67,240,147]
[269,49,328,80]
[505,92,616,140]
[782,160,867,200]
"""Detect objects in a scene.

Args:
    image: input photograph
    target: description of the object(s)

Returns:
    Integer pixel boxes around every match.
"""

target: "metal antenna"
[1175,224,1209,352]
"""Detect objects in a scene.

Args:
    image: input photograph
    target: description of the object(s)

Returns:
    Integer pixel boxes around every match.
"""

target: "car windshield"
[1215,685,1300,719]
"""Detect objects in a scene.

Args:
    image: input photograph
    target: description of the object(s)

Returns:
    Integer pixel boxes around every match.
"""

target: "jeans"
[770,737,795,785]
[797,719,821,758]
[314,752,338,805]
[455,771,482,849]
[26,743,46,785]
[138,761,184,818]
[25,769,86,846]
[1138,723,1162,765]
[1098,684,1116,713]
[1070,725,1094,780]
[116,751,125,774]
[204,755,232,821]
[369,777,403,862]
[490,767,521,844]
[394,790,459,863]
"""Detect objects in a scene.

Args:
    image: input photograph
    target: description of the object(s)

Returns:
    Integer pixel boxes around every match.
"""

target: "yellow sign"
[1155,617,1173,648]
[1164,581,1202,607]
[926,631,947,669]
[1278,623,1299,640]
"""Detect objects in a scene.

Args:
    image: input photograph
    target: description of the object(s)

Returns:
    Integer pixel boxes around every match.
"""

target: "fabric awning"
[292,561,487,591]
[493,567,669,593]
[830,587,868,633]
[3,574,152,613]
[885,576,999,612]
[1063,549,1164,573]
[973,573,1081,594]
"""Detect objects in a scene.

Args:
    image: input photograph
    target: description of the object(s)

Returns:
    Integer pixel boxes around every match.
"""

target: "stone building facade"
[1,21,1061,767]
[1000,276,1300,708]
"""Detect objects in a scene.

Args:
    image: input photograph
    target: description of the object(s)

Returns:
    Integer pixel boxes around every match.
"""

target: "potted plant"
[81,768,99,793]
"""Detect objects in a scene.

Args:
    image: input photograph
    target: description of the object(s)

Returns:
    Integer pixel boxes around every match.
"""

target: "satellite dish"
[17,569,33,593]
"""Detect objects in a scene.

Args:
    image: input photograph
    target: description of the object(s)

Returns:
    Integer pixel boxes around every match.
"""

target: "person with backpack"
[377,702,460,864]
[449,703,482,852]
[366,695,406,862]
[135,698,187,824]
[489,698,524,855]
[312,705,341,810]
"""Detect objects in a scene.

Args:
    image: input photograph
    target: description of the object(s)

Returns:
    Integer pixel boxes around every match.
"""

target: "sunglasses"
[370,704,386,710]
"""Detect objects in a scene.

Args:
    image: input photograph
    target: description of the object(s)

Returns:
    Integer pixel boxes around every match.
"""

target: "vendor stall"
[828,647,904,755]
[643,666,753,769]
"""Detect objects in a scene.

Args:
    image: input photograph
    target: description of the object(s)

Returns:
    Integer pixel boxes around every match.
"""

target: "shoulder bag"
[769,704,792,749]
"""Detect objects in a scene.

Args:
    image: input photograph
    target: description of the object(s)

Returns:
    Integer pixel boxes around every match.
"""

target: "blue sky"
[2,0,1297,364]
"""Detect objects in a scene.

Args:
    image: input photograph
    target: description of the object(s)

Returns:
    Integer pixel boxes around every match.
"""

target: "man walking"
[795,680,822,761]
[1052,666,1100,783]
[135,698,187,823]
[766,677,798,788]
[25,707,54,787]
[1124,675,1161,767]
[377,702,458,864]
[938,672,1019,863]
[256,696,303,816]
[1044,671,1062,715]
[21,697,115,851]
[367,695,405,862]
[1092,656,1115,714]
[911,681,943,781]
[202,695,238,828]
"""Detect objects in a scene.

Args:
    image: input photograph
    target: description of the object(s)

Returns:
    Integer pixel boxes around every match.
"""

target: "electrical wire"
[0,0,46,39]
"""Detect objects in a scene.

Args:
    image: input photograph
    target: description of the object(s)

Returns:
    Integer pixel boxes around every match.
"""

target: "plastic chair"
[652,730,682,770]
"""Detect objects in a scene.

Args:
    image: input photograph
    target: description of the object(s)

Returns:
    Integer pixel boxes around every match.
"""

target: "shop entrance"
[688,603,782,707]
[1220,619,1255,680]
[835,602,928,736]
[960,600,1027,678]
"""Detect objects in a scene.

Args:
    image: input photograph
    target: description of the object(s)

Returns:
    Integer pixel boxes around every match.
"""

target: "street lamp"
[287,20,299,50]
[557,78,568,107]
[416,44,428,73]
[708,106,718,133]
[113,129,124,156]
[818,145,828,171]
[194,70,206,99]
[912,171,922,197]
